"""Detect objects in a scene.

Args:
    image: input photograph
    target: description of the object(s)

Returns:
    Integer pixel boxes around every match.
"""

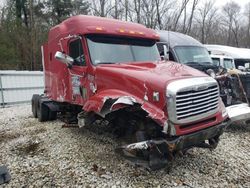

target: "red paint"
[175,112,225,135]
[42,15,227,136]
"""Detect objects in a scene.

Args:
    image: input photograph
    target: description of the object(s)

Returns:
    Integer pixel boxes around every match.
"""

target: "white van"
[205,44,250,71]
[210,54,235,70]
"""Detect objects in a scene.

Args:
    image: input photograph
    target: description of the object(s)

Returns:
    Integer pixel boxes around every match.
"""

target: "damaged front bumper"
[226,103,250,123]
[116,120,229,170]
[172,119,228,151]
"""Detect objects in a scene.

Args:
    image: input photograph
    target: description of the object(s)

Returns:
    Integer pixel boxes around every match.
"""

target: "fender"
[83,89,166,126]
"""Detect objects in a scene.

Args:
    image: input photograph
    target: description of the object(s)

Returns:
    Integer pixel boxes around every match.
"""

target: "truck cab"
[32,16,229,170]
[156,31,217,74]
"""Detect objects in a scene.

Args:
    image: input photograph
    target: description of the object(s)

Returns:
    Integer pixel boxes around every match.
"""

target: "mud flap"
[226,103,250,123]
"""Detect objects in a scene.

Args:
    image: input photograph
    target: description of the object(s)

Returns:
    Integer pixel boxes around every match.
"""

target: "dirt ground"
[0,104,249,187]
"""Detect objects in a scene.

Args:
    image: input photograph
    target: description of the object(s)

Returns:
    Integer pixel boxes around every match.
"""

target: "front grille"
[176,85,219,120]
[167,77,220,124]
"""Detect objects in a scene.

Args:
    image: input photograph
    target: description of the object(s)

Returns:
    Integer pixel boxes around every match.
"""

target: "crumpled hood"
[95,61,207,86]
[94,60,209,116]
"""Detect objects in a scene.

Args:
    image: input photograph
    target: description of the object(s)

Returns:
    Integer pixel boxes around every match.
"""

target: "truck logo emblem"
[194,85,208,91]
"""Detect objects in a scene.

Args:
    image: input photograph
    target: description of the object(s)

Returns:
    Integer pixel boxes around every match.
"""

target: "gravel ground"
[0,104,250,188]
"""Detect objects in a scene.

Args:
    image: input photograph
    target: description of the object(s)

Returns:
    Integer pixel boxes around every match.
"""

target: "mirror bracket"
[163,44,169,61]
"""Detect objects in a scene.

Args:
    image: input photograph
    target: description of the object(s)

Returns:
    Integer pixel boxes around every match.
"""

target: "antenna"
[168,26,170,54]
[167,27,170,59]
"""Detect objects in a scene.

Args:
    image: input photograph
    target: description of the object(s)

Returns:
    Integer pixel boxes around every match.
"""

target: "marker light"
[96,27,103,31]
[119,29,125,33]
[153,34,160,38]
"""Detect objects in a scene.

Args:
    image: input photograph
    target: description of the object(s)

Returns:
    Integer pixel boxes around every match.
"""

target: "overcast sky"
[214,0,249,8]
[0,0,250,10]
[0,0,6,8]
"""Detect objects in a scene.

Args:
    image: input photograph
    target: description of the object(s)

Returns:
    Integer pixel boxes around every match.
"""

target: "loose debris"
[0,104,249,187]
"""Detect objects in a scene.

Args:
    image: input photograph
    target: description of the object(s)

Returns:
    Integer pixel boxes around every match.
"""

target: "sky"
[0,0,5,8]
[214,0,250,8]
[0,0,250,9]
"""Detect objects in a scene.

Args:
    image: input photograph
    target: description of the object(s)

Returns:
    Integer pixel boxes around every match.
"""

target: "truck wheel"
[37,100,49,122]
[31,94,40,118]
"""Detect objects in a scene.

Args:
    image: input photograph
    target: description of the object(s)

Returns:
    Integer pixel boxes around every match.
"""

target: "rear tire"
[37,99,49,122]
[31,94,40,118]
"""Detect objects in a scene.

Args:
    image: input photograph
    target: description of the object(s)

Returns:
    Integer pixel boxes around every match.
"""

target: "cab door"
[68,38,89,105]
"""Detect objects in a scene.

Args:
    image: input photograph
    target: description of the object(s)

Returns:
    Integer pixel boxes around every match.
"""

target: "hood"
[96,61,207,85]
[94,61,208,110]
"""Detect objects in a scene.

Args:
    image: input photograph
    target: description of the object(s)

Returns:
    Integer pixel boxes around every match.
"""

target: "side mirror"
[55,51,74,68]
[163,45,169,61]
[238,65,246,71]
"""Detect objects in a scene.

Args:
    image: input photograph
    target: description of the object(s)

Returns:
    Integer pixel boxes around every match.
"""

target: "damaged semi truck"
[32,15,229,170]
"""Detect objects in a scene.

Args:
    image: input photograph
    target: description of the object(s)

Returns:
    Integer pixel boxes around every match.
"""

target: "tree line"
[0,0,249,70]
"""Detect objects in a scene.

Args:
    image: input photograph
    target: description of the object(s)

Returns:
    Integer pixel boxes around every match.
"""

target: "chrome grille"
[167,77,219,124]
[176,85,219,120]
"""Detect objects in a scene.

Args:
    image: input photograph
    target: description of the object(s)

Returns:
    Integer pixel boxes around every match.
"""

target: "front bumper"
[122,119,229,153]
[117,120,229,170]
[226,103,250,123]
[172,119,228,151]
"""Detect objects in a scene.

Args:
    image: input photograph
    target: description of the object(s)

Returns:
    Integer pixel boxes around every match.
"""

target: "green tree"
[45,0,89,25]
[0,0,90,70]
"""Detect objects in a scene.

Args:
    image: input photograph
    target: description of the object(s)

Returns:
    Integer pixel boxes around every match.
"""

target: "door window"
[212,58,220,66]
[69,39,86,66]
[223,58,235,69]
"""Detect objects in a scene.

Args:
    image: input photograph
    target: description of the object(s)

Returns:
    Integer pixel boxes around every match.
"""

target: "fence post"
[0,74,5,108]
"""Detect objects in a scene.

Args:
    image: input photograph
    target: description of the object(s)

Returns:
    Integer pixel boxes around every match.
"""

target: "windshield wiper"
[186,61,214,67]
[201,61,214,65]
[185,61,203,66]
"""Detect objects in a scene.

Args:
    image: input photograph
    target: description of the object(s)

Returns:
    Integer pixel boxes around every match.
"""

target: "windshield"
[223,58,235,69]
[174,46,213,65]
[86,35,160,65]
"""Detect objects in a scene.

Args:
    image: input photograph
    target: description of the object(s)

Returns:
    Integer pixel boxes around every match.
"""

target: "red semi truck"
[32,15,229,170]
